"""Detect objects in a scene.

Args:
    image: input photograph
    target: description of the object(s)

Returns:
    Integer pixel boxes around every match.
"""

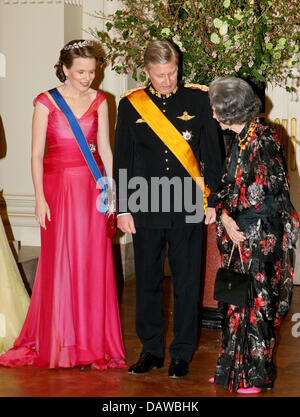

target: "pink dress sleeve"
[95,91,106,109]
[33,92,56,112]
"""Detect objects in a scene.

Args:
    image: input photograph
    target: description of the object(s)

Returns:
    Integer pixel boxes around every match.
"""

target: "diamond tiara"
[63,40,93,51]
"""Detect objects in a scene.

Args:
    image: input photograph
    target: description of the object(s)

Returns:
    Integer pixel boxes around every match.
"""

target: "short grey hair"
[209,77,261,125]
[144,40,179,68]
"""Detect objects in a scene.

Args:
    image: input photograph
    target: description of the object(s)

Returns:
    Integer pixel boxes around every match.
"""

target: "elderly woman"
[209,77,299,394]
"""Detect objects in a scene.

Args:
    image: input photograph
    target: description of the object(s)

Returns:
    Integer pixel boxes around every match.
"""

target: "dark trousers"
[132,223,203,363]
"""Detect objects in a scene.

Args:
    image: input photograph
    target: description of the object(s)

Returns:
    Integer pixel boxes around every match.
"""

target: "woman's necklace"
[234,119,256,178]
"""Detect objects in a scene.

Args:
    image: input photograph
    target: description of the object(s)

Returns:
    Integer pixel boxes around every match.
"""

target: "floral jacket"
[216,121,299,322]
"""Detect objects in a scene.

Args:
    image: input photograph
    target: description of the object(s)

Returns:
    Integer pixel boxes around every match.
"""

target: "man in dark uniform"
[113,40,222,378]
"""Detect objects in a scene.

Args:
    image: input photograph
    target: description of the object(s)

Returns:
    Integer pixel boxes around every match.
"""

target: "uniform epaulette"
[120,85,146,98]
[184,83,209,92]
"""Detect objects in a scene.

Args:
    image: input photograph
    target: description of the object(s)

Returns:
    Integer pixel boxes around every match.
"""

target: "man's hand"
[117,213,136,234]
[204,207,216,225]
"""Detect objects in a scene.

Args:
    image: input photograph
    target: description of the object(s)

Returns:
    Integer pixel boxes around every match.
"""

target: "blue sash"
[48,88,109,215]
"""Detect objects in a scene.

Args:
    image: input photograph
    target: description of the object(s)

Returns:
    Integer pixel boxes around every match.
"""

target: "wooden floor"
[1,279,300,401]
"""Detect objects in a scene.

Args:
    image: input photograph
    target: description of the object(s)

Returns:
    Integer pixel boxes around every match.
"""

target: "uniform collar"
[148,84,179,98]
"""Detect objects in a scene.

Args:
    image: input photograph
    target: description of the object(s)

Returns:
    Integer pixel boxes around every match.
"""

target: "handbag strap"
[227,243,245,273]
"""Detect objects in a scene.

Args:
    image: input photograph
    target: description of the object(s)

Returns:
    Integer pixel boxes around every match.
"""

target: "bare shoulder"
[88,87,98,101]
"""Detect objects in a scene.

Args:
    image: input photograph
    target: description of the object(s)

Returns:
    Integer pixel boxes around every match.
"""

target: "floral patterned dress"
[214,121,299,391]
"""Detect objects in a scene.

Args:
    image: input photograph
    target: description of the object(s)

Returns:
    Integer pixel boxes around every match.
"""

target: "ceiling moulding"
[3,0,84,4]
[3,1,64,4]
[64,0,83,5]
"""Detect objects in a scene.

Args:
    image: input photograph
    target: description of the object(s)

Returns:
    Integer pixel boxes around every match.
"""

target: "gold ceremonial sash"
[128,89,210,212]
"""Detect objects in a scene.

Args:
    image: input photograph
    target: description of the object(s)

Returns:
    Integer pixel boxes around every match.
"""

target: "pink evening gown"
[0,91,126,370]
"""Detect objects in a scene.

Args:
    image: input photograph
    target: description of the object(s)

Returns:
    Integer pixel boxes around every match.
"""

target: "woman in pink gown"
[0,40,126,370]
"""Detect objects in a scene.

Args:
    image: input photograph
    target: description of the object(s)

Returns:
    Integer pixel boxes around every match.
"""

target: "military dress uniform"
[113,83,222,364]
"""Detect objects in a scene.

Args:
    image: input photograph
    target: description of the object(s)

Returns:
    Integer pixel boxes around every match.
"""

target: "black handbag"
[214,243,250,308]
